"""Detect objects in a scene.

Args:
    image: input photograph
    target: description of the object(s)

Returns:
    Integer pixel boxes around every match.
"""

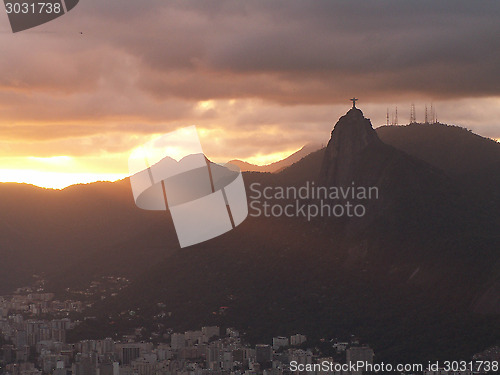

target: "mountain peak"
[320,107,382,186]
[346,106,364,117]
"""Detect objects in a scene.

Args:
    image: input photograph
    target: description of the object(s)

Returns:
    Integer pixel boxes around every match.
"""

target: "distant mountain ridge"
[229,143,322,173]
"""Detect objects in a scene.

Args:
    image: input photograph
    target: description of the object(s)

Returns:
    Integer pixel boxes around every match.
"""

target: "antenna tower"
[410,103,416,123]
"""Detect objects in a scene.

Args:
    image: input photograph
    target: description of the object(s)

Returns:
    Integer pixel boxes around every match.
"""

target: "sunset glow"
[243,148,302,166]
[0,169,126,189]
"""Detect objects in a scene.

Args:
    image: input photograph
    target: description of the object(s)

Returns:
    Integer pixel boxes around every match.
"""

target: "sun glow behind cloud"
[27,155,73,164]
[244,148,302,166]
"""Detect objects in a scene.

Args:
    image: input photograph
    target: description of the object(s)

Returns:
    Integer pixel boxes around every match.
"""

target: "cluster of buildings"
[1,308,497,375]
[0,318,379,375]
[2,276,130,320]
[0,294,82,318]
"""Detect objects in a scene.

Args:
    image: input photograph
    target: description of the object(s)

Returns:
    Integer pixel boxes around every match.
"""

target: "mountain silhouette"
[230,143,322,173]
[320,107,383,186]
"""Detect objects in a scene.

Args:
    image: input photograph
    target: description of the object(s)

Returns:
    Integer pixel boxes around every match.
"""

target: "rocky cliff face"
[320,107,382,186]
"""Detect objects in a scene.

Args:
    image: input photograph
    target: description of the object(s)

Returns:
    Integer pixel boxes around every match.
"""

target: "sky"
[0,0,499,188]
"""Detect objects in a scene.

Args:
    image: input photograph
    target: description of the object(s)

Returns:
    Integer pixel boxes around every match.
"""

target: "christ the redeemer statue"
[350,97,358,108]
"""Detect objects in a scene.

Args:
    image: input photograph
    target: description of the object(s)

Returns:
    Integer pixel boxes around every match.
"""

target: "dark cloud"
[94,0,500,103]
[3,0,498,101]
